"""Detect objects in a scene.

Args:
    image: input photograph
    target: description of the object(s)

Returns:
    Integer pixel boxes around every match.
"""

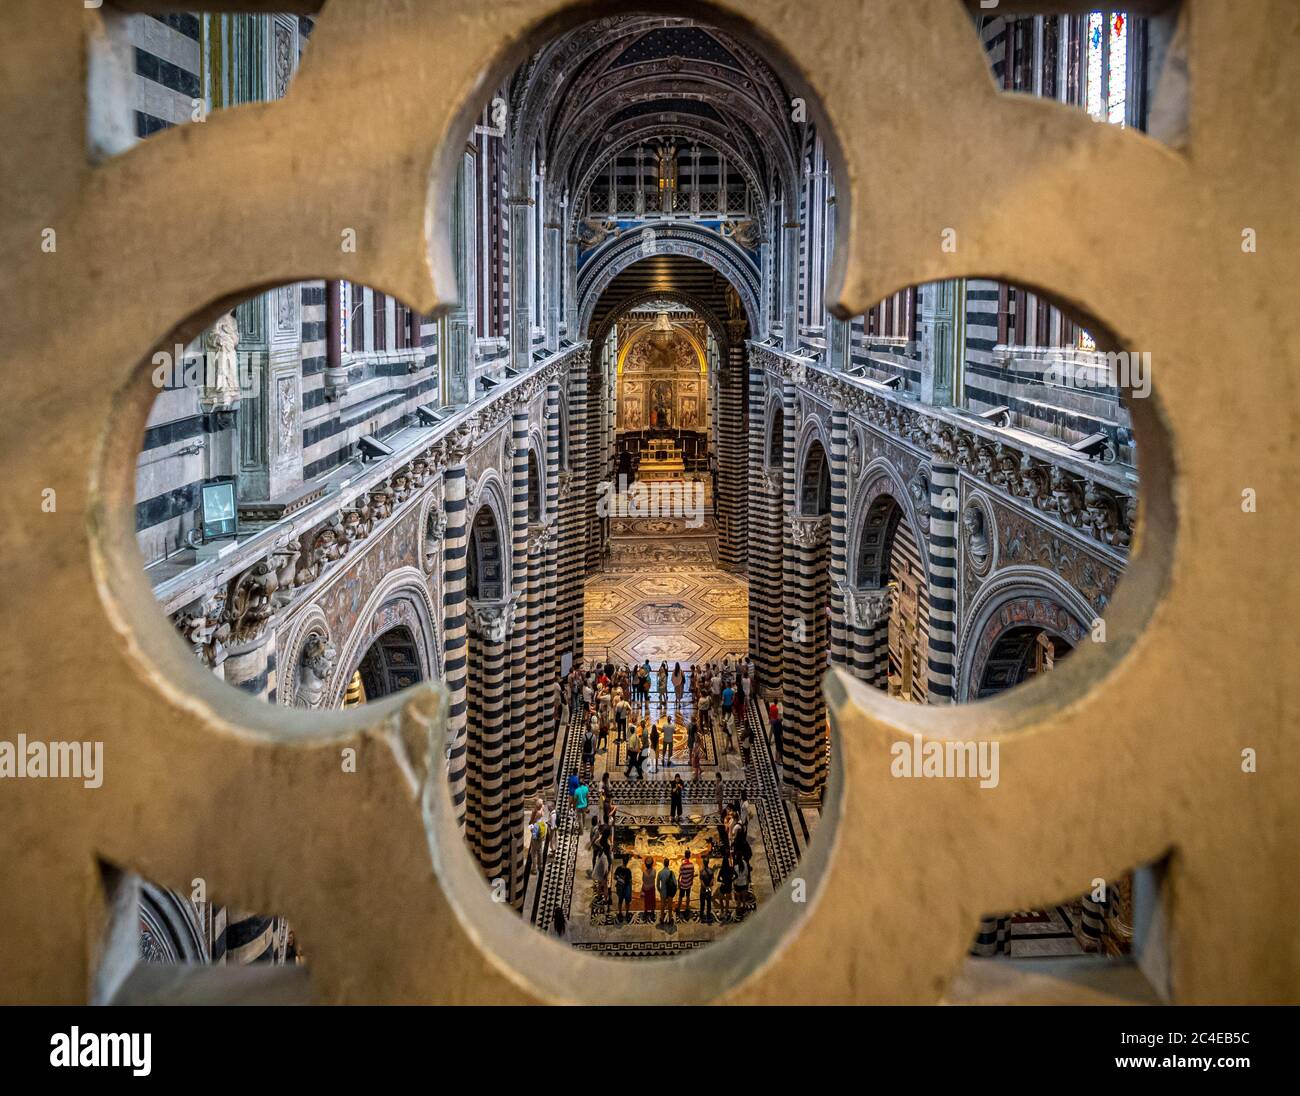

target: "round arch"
[793,416,831,516]
[591,288,728,351]
[329,567,441,709]
[615,322,709,377]
[577,225,761,334]
[765,397,784,467]
[956,566,1095,702]
[466,487,509,603]
[847,458,932,588]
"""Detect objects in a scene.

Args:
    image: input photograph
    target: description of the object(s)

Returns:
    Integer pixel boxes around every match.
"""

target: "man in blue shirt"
[573,780,590,837]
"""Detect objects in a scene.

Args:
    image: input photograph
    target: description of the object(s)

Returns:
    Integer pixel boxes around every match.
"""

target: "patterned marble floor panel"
[583,568,749,666]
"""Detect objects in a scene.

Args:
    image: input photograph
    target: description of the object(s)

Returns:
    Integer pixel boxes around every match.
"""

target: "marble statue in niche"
[962,504,991,571]
[297,631,337,708]
[202,311,242,411]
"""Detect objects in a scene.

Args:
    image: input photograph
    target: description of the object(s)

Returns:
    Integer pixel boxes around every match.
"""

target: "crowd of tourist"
[552,655,760,785]
[533,654,775,936]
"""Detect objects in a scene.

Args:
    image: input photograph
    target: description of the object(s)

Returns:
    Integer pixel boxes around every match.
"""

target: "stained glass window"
[1086,13,1104,120]
[1085,11,1129,126]
[1108,13,1128,125]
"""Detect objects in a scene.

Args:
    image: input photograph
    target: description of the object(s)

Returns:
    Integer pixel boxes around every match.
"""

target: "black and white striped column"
[507,408,530,894]
[584,348,604,575]
[539,378,562,784]
[466,598,511,886]
[523,527,545,803]
[829,408,850,668]
[746,362,783,693]
[557,351,588,665]
[441,446,470,826]
[847,588,891,688]
[716,326,749,570]
[782,514,831,797]
[926,462,959,703]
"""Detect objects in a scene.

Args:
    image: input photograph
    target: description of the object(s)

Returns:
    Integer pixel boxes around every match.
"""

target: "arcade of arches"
[133,9,1146,964]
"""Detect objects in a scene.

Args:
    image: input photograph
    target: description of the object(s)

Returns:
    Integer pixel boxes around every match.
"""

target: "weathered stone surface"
[0,0,1295,1004]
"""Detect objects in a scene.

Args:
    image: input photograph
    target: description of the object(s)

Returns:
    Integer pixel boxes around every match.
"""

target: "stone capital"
[786,512,831,549]
[467,593,520,643]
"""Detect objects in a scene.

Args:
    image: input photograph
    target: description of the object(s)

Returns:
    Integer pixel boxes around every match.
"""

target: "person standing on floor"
[573,778,589,836]
[699,858,715,923]
[717,856,734,917]
[657,662,669,710]
[641,856,656,919]
[624,726,643,780]
[592,843,610,904]
[676,850,695,915]
[769,698,783,765]
[733,855,751,909]
[614,855,633,923]
[669,774,684,822]
[656,858,678,924]
[648,721,660,775]
[615,693,630,742]
[698,690,711,736]
[671,662,685,711]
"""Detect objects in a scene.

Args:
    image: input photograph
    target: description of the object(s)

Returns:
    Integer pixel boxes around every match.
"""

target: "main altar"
[638,438,686,480]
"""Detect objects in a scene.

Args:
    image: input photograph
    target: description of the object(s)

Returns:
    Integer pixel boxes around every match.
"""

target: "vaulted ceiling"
[509,17,802,234]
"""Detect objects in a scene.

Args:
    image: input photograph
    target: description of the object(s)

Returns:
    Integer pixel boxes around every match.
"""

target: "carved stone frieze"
[994,500,1120,616]
[748,344,1136,555]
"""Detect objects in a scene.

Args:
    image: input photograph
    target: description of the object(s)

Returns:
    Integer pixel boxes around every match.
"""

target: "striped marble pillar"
[846,586,891,688]
[507,409,531,872]
[523,527,546,802]
[441,444,470,827]
[466,598,512,887]
[746,365,782,693]
[926,461,959,703]
[782,514,832,797]
[716,327,749,570]
[828,407,850,668]
[540,379,562,780]
[557,351,589,665]
[223,913,277,965]
[776,375,799,717]
[584,348,604,574]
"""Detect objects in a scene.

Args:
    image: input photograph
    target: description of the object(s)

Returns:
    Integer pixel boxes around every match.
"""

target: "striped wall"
[556,351,590,667]
[746,368,783,693]
[925,462,959,703]
[540,380,562,768]
[465,608,509,885]
[715,337,749,568]
[507,410,532,902]
[828,408,850,667]
[442,461,470,826]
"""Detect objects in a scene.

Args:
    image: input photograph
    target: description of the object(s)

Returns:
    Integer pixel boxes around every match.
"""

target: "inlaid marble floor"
[583,504,749,666]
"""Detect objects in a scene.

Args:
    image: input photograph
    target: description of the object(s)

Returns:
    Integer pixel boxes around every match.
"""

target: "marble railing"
[160,342,589,667]
[750,343,1138,557]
